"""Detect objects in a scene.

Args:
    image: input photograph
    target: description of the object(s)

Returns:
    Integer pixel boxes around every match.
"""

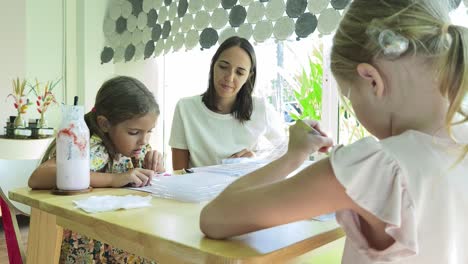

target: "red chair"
[1,187,25,264]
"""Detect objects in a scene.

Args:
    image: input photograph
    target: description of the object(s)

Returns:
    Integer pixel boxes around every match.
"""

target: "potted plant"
[29,78,60,128]
[7,78,32,128]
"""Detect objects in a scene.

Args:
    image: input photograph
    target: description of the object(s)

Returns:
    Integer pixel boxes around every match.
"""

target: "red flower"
[14,103,18,109]
[36,100,40,106]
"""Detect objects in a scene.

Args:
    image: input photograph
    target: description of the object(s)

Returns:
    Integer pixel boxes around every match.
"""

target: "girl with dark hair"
[169,36,286,169]
[28,75,163,263]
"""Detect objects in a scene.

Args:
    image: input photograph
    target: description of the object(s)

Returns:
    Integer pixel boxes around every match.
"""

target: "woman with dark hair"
[169,36,285,170]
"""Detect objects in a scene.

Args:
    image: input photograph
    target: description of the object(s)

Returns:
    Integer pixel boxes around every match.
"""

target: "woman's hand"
[111,168,155,187]
[229,148,255,158]
[144,150,165,172]
[287,120,333,161]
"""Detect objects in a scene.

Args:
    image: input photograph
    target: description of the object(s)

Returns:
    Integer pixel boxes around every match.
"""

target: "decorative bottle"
[56,104,90,190]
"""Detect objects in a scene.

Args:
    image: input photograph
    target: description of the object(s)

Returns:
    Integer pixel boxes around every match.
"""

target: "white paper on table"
[73,195,152,213]
[130,172,237,203]
[193,159,269,176]
[130,160,315,203]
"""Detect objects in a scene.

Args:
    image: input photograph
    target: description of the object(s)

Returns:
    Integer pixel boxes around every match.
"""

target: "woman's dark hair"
[202,36,257,122]
[41,76,159,163]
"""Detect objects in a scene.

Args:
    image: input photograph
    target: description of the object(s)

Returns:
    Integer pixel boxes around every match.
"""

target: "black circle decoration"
[222,0,238,9]
[295,12,317,39]
[330,0,351,10]
[259,0,269,2]
[152,24,162,41]
[124,44,136,62]
[449,0,462,10]
[162,21,172,39]
[129,0,143,16]
[144,40,155,59]
[101,47,114,64]
[286,0,307,18]
[147,9,158,27]
[164,0,172,6]
[178,0,188,17]
[199,28,219,49]
[229,5,247,27]
[116,17,127,34]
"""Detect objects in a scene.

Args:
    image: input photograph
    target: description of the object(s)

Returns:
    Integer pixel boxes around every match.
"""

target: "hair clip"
[378,29,409,59]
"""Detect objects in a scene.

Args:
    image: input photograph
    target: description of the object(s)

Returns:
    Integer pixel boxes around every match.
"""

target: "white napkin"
[73,195,152,213]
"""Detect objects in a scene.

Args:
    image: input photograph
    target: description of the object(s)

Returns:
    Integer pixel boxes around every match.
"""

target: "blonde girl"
[200,0,468,263]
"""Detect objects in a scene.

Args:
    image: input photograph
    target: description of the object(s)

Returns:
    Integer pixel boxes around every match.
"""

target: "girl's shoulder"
[90,134,103,145]
[89,134,110,172]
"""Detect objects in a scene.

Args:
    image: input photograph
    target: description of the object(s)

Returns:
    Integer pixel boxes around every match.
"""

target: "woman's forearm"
[172,148,190,170]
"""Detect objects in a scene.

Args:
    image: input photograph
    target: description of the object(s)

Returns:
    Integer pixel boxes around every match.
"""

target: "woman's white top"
[329,126,468,264]
[169,95,286,167]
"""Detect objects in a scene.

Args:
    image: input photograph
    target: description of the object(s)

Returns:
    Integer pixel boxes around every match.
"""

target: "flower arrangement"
[7,78,32,127]
[29,78,60,127]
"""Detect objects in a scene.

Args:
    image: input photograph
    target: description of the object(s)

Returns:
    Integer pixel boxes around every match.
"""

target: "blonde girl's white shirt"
[329,126,468,264]
[169,95,286,167]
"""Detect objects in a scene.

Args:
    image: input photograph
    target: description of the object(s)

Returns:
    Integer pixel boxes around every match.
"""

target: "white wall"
[26,0,64,129]
[0,0,26,132]
[0,0,64,133]
[74,0,162,149]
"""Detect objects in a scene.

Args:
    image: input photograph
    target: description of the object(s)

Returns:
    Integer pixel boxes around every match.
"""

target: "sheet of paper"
[73,195,152,213]
[130,172,236,203]
[130,159,316,203]
[193,159,269,176]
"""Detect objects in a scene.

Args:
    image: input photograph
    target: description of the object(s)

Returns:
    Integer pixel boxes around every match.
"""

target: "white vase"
[56,105,90,190]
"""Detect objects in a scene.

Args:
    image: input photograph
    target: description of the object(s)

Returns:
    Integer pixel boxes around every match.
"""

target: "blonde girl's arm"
[172,148,190,170]
[200,157,386,241]
[200,120,386,240]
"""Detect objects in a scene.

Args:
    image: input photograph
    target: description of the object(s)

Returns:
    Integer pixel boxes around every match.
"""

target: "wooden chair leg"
[1,196,25,264]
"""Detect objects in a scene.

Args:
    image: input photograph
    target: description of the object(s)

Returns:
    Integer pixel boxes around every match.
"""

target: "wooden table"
[10,187,344,264]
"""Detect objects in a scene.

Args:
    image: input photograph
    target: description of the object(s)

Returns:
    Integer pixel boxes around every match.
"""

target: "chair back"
[1,187,26,264]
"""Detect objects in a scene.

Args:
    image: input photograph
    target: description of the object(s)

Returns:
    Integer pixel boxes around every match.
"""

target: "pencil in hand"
[296,119,321,135]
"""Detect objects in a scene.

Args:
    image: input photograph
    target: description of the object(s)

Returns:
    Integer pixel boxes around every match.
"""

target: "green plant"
[289,47,323,121]
[338,96,370,144]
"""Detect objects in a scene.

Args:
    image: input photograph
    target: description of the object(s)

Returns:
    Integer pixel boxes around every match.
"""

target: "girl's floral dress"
[59,134,156,264]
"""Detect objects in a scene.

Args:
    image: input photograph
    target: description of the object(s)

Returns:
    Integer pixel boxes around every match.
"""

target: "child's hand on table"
[144,150,165,172]
[229,148,255,158]
[112,168,155,187]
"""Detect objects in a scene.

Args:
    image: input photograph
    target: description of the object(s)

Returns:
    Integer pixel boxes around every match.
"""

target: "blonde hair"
[331,0,468,159]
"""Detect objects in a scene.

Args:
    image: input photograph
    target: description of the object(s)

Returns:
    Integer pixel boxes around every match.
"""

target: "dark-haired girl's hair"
[41,76,159,163]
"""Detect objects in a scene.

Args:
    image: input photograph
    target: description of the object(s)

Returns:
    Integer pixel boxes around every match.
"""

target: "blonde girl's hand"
[287,120,333,160]
[144,150,165,172]
[112,168,154,187]
[229,148,255,158]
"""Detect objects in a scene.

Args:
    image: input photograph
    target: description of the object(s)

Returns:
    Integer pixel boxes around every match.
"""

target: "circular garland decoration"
[101,0,355,63]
